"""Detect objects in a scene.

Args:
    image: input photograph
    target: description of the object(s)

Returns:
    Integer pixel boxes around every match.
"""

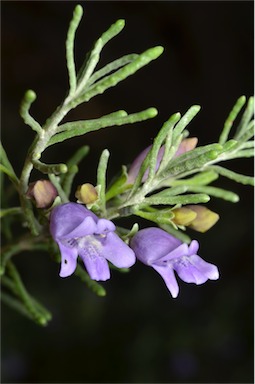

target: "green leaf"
[76,19,126,95]
[75,264,106,296]
[60,145,90,196]
[146,113,181,182]
[160,144,222,179]
[117,222,139,241]
[187,185,239,202]
[158,105,201,173]
[97,149,110,214]
[143,193,210,206]
[236,125,254,143]
[32,159,68,174]
[48,108,157,146]
[152,185,188,197]
[1,291,36,321]
[87,54,139,87]
[56,110,127,133]
[66,4,83,96]
[48,173,69,203]
[234,96,254,140]
[5,263,52,326]
[105,166,130,201]
[62,165,79,198]
[159,223,191,243]
[0,207,22,218]
[171,170,219,187]
[172,105,201,143]
[100,19,125,46]
[209,165,254,186]
[75,38,103,96]
[240,140,254,149]
[133,207,175,225]
[127,111,178,198]
[0,142,19,187]
[20,90,42,134]
[227,149,254,159]
[74,46,164,104]
[219,96,246,144]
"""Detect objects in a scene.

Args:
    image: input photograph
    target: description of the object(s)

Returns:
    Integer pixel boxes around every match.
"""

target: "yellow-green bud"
[75,183,98,204]
[173,205,219,233]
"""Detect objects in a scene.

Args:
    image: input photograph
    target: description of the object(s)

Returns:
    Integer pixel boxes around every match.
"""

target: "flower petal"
[174,261,208,285]
[58,242,78,278]
[102,232,136,268]
[61,216,97,239]
[130,227,182,265]
[96,218,116,234]
[159,243,189,263]
[50,203,97,238]
[188,240,199,255]
[189,254,220,281]
[81,253,110,281]
[153,264,179,298]
[174,254,219,285]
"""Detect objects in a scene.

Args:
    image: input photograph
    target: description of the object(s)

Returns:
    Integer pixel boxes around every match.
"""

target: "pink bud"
[26,180,58,209]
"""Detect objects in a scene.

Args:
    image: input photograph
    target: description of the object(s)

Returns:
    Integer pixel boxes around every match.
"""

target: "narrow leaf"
[234,96,254,140]
[97,149,110,214]
[146,113,181,182]
[0,142,19,187]
[48,108,157,146]
[87,54,139,87]
[160,144,222,179]
[171,170,219,186]
[75,264,106,296]
[172,105,201,143]
[76,19,125,94]
[143,193,210,206]
[20,90,42,134]
[66,4,83,96]
[219,96,246,144]
[32,159,68,175]
[187,185,239,202]
[6,262,51,326]
[0,207,22,218]
[75,46,164,103]
[210,165,254,186]
[159,223,191,243]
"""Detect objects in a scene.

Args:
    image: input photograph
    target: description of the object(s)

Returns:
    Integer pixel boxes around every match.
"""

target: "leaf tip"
[74,4,83,18]
[25,89,37,102]
[150,46,164,59]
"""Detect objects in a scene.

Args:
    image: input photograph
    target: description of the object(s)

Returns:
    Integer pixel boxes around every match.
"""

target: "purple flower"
[50,203,136,281]
[130,227,219,298]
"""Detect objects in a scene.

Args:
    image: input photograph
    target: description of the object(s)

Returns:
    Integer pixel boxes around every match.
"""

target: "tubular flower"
[130,227,219,298]
[127,137,198,184]
[50,203,136,281]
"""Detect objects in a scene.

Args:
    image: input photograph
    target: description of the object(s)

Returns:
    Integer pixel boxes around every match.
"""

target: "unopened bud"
[75,183,98,204]
[26,180,58,209]
[172,207,197,226]
[173,205,219,233]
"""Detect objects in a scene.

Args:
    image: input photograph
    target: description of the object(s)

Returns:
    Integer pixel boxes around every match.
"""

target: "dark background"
[1,1,254,383]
